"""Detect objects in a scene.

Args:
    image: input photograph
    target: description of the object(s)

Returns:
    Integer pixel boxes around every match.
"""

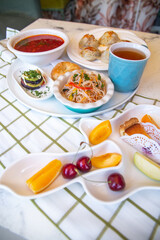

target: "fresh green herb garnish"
[84,73,90,80]
[101,82,104,88]
[16,39,29,47]
[98,74,101,80]
[23,70,42,79]
[73,74,78,81]
[30,86,50,98]
[33,90,43,97]
[37,40,47,46]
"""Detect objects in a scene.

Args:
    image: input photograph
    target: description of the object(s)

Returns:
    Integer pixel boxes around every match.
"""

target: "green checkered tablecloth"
[0,24,160,240]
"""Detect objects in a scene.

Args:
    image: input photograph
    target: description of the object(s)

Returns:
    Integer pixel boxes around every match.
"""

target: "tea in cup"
[108,42,150,92]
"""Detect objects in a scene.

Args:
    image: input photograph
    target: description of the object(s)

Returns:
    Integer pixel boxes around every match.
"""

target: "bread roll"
[51,61,81,81]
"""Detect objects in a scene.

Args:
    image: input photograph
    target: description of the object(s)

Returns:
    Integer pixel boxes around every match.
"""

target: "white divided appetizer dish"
[0,104,159,204]
[12,61,54,100]
[0,140,122,201]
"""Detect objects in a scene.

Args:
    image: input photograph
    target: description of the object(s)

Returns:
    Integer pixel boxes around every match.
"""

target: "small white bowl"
[53,69,114,113]
[7,28,69,66]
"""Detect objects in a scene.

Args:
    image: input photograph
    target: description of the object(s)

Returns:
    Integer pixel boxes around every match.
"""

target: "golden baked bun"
[101,48,109,63]
[80,47,101,61]
[51,61,81,81]
[99,31,120,46]
[79,34,99,49]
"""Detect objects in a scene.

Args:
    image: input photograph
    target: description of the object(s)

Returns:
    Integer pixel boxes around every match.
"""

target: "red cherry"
[76,156,92,173]
[62,163,78,179]
[107,173,125,191]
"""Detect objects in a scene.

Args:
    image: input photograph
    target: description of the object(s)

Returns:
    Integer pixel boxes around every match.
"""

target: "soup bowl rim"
[7,28,69,56]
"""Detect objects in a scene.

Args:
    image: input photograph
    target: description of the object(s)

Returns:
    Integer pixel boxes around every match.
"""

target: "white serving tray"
[7,59,137,118]
[0,105,159,204]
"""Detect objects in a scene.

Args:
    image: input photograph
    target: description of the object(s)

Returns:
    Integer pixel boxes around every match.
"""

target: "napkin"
[6,27,19,39]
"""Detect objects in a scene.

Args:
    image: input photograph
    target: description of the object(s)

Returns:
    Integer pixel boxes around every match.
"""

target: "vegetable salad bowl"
[53,69,114,113]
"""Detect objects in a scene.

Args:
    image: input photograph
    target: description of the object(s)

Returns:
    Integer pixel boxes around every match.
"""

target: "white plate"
[13,62,54,100]
[1,104,159,204]
[67,28,147,71]
[7,59,137,118]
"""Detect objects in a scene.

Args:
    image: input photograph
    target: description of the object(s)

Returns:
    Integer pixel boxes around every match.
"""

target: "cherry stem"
[72,141,93,164]
[75,168,111,184]
[72,142,110,184]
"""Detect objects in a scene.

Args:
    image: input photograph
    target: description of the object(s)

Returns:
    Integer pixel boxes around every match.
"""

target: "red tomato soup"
[14,34,64,53]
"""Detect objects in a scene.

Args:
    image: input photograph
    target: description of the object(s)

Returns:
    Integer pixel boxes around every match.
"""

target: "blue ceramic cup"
[108,42,150,92]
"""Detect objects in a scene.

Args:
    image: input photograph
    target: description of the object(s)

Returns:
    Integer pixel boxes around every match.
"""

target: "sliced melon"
[134,152,160,181]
